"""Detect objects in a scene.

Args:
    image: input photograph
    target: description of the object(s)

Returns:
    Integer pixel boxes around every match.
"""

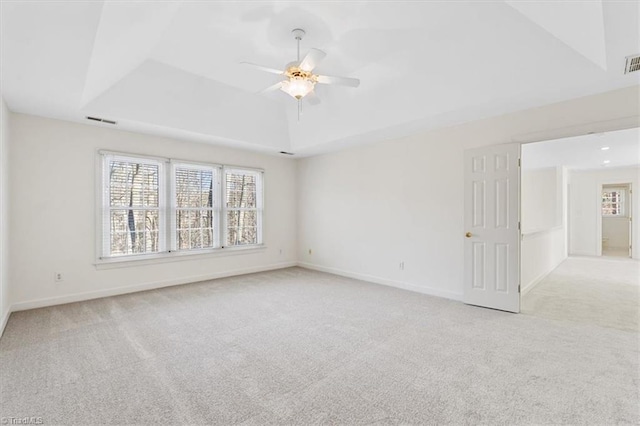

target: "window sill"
[95,245,267,270]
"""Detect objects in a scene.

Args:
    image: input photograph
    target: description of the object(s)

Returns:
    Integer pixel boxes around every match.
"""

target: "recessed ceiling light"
[601,146,610,151]
[603,160,611,164]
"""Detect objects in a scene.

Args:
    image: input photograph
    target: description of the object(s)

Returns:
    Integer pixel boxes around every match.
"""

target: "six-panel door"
[463,144,520,313]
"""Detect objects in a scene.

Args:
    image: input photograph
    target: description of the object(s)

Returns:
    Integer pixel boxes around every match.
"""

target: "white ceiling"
[523,127,640,170]
[1,1,639,156]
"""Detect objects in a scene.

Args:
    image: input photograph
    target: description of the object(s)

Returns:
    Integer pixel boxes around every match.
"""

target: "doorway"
[463,127,639,314]
[516,127,639,330]
[600,183,632,258]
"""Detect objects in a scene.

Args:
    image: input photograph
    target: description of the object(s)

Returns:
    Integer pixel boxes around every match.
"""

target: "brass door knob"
[465,232,472,238]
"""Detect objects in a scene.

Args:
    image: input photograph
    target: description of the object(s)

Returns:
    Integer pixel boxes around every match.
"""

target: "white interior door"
[464,143,520,313]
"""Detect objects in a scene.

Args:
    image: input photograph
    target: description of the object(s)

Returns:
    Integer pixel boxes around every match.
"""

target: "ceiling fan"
[242,28,360,116]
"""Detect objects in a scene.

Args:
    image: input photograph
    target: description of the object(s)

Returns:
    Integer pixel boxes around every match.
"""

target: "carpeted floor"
[522,256,640,332]
[1,266,638,425]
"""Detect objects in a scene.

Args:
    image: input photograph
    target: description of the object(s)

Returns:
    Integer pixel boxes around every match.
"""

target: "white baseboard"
[521,272,548,295]
[521,255,567,295]
[0,306,11,338]
[11,261,298,312]
[297,262,463,301]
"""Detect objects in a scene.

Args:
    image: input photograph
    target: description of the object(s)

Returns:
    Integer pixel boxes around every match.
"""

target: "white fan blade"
[317,74,360,88]
[241,62,283,75]
[299,48,326,72]
[306,91,321,106]
[260,81,284,94]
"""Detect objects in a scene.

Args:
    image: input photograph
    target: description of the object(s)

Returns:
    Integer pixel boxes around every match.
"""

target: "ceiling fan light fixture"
[281,76,315,100]
[243,27,359,113]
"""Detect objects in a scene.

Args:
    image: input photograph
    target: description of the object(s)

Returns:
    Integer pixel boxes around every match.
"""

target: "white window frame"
[222,167,264,247]
[101,153,167,258]
[170,161,222,252]
[97,151,264,264]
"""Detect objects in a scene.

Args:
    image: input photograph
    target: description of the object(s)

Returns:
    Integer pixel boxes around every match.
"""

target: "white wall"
[520,166,568,293]
[521,167,562,233]
[9,114,297,310]
[298,86,639,300]
[569,167,640,258]
[4,85,639,313]
[0,97,11,335]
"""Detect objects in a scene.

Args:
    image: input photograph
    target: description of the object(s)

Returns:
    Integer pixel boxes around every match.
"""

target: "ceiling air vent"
[86,116,117,125]
[624,55,640,74]
[279,151,295,155]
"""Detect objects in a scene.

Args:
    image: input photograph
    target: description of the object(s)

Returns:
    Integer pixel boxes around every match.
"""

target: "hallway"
[522,256,640,332]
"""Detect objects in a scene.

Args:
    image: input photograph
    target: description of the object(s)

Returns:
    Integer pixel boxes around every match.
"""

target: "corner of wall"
[0,96,12,337]
[293,157,300,264]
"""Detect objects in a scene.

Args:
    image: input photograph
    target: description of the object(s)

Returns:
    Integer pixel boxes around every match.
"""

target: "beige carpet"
[522,256,640,332]
[1,267,638,425]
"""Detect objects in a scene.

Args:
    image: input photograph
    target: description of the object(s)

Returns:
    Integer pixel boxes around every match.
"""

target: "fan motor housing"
[285,66,317,82]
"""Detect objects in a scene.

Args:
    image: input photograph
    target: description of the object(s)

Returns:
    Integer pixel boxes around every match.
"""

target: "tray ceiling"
[1,1,638,155]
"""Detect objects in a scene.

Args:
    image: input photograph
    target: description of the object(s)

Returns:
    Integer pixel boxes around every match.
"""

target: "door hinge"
[518,158,521,167]
[518,221,521,230]
[518,284,521,293]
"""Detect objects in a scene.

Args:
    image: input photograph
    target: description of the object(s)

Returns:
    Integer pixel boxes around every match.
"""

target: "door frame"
[597,181,632,258]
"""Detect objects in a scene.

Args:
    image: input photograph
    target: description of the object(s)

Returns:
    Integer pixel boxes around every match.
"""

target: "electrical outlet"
[54,272,63,282]
[279,248,283,255]
[399,261,405,270]
[308,249,312,255]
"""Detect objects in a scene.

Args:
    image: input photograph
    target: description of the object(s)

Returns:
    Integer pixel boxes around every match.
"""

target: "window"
[602,187,627,217]
[174,164,219,250]
[100,152,263,260]
[224,169,263,246]
[102,155,164,257]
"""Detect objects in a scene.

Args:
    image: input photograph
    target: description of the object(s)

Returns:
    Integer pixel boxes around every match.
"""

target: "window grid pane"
[109,208,160,256]
[176,209,215,250]
[225,183,260,247]
[226,172,257,209]
[109,161,159,208]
